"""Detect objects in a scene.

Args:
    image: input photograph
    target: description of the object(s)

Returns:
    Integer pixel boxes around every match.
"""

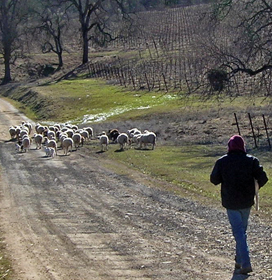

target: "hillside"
[2,4,264,97]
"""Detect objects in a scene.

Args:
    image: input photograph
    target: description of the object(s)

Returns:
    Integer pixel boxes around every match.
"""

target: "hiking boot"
[234,257,241,269]
[235,262,241,269]
[236,266,253,275]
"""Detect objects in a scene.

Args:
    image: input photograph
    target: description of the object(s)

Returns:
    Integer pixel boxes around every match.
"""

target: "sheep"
[72,133,83,149]
[127,127,141,138]
[53,124,61,131]
[84,127,93,139]
[15,126,22,140]
[33,133,43,149]
[22,121,32,134]
[61,127,69,133]
[127,127,142,145]
[80,130,89,142]
[138,132,156,150]
[71,125,78,131]
[44,137,58,155]
[66,129,74,138]
[36,124,45,135]
[19,129,29,139]
[9,126,17,140]
[108,129,120,142]
[16,136,31,152]
[44,146,56,158]
[62,137,74,155]
[82,127,92,138]
[59,133,68,148]
[117,133,129,150]
[99,134,109,151]
[47,130,56,140]
[48,125,57,132]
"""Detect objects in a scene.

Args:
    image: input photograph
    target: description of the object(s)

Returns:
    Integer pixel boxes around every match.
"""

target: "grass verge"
[86,140,272,217]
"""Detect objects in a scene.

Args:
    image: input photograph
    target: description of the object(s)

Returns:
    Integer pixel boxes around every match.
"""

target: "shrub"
[207,68,228,91]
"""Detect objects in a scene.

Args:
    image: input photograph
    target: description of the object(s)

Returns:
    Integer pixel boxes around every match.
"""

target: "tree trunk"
[2,50,12,85]
[82,28,89,64]
[57,53,63,70]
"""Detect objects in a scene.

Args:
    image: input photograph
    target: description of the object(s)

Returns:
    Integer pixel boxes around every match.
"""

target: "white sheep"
[9,126,17,139]
[16,137,31,152]
[138,132,156,150]
[62,137,74,155]
[128,128,142,145]
[44,146,56,158]
[33,133,43,149]
[47,130,56,140]
[66,129,74,138]
[71,124,78,131]
[72,133,83,149]
[80,130,89,142]
[99,134,109,151]
[59,133,68,148]
[19,129,29,139]
[22,121,32,134]
[117,133,129,150]
[127,127,141,138]
[84,127,93,139]
[44,138,58,155]
[15,126,22,140]
[53,124,61,131]
[36,124,45,135]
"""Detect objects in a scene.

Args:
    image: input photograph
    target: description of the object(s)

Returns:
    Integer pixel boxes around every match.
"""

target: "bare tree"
[0,0,31,84]
[65,0,133,64]
[33,0,71,70]
[0,0,29,84]
[209,0,272,78]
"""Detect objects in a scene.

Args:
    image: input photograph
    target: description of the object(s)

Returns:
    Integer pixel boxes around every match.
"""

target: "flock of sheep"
[8,121,157,158]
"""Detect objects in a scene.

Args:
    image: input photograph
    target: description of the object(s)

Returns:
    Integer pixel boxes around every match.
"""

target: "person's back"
[211,151,268,209]
[210,135,268,275]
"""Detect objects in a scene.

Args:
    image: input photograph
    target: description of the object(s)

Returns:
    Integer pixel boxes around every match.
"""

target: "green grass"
[0,238,12,279]
[32,77,262,124]
[34,79,180,123]
[108,144,222,200]
[94,141,272,216]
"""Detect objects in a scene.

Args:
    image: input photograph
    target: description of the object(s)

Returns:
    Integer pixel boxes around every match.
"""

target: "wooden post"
[248,113,258,148]
[233,113,241,135]
[262,114,271,149]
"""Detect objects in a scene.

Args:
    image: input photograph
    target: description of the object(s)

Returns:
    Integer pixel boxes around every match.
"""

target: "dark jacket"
[210,151,268,209]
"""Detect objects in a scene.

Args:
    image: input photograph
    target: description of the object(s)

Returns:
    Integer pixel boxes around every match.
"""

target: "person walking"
[210,135,268,275]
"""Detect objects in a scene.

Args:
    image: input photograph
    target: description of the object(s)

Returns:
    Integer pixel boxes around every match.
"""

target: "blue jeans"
[227,208,251,268]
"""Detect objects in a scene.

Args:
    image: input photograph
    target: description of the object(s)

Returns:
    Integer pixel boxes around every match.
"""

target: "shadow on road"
[231,272,250,280]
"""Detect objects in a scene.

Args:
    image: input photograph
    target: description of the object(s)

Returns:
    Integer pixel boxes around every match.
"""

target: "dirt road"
[0,98,271,280]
